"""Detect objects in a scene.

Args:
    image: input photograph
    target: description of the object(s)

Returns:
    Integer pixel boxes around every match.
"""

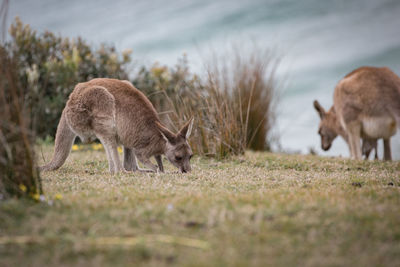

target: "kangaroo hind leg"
[86,86,122,174]
[98,135,122,174]
[347,123,362,160]
[383,138,392,161]
[123,147,138,171]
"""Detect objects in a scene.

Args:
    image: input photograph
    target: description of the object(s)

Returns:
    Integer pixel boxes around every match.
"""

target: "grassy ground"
[1,144,400,266]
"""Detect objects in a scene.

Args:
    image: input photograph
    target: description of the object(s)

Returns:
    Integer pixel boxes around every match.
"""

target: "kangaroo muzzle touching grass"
[314,66,400,160]
[40,78,194,174]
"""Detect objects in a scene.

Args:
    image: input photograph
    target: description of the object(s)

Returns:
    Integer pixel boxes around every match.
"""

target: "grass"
[1,144,400,266]
[134,47,278,159]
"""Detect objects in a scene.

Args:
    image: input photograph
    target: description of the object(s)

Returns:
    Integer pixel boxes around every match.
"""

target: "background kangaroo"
[314,66,400,160]
[40,78,194,173]
[313,102,379,159]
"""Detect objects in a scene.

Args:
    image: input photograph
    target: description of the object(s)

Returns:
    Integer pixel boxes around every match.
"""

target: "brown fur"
[362,138,378,160]
[314,66,400,160]
[40,78,194,173]
[314,101,379,159]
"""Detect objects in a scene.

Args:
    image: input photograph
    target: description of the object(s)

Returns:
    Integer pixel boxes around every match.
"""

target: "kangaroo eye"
[175,156,182,161]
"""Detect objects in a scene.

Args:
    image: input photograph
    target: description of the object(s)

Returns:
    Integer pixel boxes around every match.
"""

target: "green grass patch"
[1,145,400,266]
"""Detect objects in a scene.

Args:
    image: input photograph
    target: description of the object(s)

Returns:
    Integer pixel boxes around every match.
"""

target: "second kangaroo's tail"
[39,111,76,171]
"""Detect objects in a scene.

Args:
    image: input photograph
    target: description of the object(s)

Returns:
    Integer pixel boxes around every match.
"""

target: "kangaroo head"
[313,100,339,151]
[156,118,194,173]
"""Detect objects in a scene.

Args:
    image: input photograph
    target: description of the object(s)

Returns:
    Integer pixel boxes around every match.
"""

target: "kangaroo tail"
[39,111,76,171]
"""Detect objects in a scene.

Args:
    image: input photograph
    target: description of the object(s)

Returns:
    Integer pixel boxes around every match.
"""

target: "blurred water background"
[9,0,400,159]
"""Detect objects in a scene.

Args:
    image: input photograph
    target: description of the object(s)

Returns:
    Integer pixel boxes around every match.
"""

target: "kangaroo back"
[85,78,161,148]
[380,67,400,127]
[39,111,76,171]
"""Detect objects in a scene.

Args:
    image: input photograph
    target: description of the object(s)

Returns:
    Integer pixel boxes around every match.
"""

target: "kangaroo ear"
[155,122,176,143]
[313,100,325,119]
[178,117,194,139]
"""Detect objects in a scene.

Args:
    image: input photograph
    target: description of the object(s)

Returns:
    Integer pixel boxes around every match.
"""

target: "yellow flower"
[72,144,79,151]
[19,184,27,192]
[118,147,123,153]
[151,63,168,78]
[72,46,81,65]
[92,143,103,151]
[54,194,63,200]
[122,48,132,62]
[32,193,40,201]
[122,48,133,57]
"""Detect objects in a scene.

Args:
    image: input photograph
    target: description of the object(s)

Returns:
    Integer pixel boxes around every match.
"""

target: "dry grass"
[190,47,277,157]
[1,145,400,266]
[137,47,278,159]
[202,46,278,153]
[0,0,42,200]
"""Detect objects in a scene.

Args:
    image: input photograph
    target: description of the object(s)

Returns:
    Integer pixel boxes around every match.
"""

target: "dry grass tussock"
[0,0,42,200]
[203,47,278,153]
[1,145,400,266]
[138,48,278,159]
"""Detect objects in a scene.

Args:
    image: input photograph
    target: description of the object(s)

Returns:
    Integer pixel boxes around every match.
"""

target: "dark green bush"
[7,17,132,138]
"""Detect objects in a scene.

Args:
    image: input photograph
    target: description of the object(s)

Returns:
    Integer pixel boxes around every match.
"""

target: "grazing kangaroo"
[313,102,378,159]
[40,78,194,174]
[314,66,400,160]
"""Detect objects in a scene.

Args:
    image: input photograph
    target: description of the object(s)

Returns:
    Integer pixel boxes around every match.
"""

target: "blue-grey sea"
[9,0,400,159]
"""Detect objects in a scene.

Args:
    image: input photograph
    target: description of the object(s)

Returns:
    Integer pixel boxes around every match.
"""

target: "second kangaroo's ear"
[313,100,325,119]
[156,122,176,143]
[178,117,194,139]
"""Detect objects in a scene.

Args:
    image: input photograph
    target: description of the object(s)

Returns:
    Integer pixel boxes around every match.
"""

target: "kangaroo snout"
[322,143,331,151]
[180,163,192,173]
[180,167,191,173]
